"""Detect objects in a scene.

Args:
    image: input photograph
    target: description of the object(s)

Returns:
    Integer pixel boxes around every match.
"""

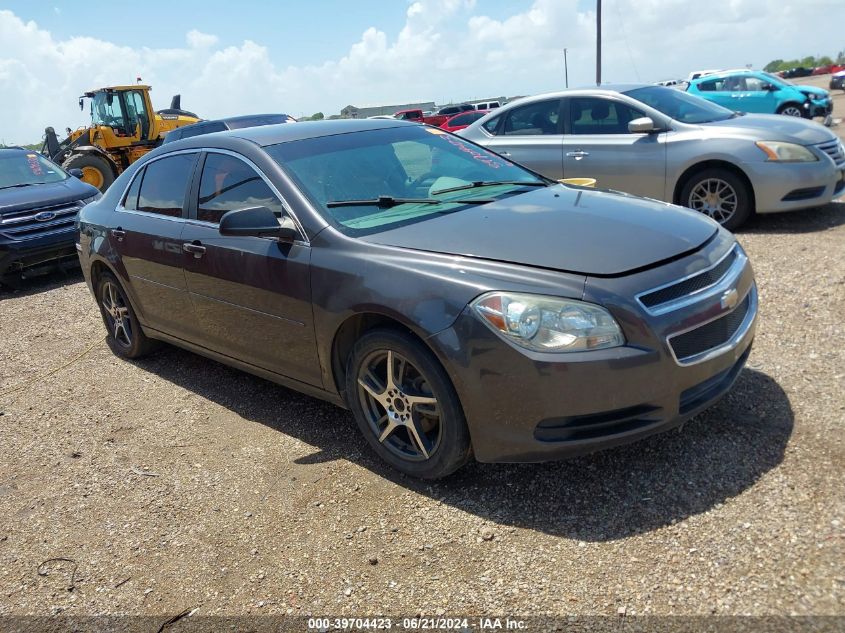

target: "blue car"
[687,70,832,119]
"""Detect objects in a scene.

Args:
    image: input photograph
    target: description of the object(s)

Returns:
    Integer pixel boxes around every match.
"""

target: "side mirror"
[628,117,656,133]
[218,206,299,241]
[68,168,84,179]
[764,83,778,91]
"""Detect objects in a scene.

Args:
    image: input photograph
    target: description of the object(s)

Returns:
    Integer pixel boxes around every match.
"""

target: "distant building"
[340,101,436,119]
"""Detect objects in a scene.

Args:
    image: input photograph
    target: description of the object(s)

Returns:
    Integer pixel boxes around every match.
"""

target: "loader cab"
[86,86,154,143]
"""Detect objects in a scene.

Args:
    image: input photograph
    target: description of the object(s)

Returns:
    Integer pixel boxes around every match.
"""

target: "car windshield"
[0,152,68,189]
[624,85,736,123]
[266,125,546,235]
[760,71,791,88]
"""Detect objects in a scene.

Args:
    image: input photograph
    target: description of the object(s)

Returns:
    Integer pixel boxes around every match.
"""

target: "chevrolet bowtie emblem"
[720,288,739,310]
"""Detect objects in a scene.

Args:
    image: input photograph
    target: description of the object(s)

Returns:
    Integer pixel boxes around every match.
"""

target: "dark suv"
[162,113,296,144]
[1,148,99,282]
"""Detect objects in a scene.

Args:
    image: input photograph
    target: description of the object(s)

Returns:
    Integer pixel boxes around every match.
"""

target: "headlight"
[471,291,625,353]
[755,141,818,162]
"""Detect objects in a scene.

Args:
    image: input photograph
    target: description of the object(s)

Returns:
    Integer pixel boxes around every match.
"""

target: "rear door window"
[136,153,196,218]
[196,153,284,224]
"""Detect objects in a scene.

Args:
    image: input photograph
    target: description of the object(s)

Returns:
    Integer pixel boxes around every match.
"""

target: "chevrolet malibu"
[77,120,758,479]
[459,85,845,230]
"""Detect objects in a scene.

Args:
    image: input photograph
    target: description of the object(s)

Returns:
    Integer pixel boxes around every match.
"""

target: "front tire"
[63,153,115,192]
[96,272,156,359]
[777,103,805,118]
[345,329,471,479]
[680,168,752,231]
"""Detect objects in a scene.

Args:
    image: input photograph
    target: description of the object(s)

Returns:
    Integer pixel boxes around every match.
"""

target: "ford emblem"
[34,211,57,222]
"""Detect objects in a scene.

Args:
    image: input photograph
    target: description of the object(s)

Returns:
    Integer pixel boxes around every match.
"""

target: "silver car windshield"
[625,86,737,124]
[267,125,545,235]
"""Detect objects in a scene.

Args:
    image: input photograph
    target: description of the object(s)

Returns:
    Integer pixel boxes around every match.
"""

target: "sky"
[0,0,842,144]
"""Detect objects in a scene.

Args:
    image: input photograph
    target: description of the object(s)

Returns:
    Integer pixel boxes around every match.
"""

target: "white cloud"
[0,1,842,144]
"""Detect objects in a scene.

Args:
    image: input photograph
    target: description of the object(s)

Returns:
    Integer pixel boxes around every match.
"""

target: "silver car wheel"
[780,106,803,117]
[357,349,441,462]
[688,178,738,225]
[101,280,133,348]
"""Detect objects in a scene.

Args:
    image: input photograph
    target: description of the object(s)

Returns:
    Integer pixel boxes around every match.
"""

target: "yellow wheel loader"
[42,85,200,192]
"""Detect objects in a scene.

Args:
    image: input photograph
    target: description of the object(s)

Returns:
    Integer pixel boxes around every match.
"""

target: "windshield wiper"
[0,183,38,191]
[430,180,547,196]
[327,195,495,208]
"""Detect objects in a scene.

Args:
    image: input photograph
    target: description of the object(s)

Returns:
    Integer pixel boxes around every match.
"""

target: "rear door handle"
[182,242,206,258]
[110,228,126,241]
[566,151,589,160]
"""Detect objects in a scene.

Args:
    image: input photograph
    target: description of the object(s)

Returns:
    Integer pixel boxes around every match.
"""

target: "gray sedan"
[459,85,845,229]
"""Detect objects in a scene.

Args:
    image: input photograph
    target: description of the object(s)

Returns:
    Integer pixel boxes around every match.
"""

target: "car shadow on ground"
[136,346,793,541]
[0,265,83,299]
[739,200,844,234]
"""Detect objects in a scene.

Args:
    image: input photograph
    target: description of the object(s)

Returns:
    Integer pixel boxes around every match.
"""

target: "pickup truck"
[393,109,449,127]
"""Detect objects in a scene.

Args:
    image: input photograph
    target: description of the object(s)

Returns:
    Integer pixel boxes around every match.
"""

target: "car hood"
[699,113,835,145]
[0,178,98,215]
[360,186,718,276]
[794,84,829,98]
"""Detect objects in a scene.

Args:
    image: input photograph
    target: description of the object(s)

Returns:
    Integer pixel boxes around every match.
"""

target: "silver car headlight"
[755,141,818,162]
[471,291,625,353]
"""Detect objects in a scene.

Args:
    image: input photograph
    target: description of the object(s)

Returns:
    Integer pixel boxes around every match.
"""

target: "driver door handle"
[182,241,206,258]
[110,228,125,241]
[566,150,589,160]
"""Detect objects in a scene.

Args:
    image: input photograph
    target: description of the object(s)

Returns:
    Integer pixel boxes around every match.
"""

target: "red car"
[439,110,488,133]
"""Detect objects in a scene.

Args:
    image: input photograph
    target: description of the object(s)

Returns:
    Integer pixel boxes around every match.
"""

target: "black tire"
[776,102,806,118]
[63,153,115,192]
[345,328,471,479]
[680,167,752,231]
[96,271,157,359]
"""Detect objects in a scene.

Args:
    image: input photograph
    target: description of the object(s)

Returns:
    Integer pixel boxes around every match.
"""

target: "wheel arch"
[673,159,756,213]
[330,311,443,406]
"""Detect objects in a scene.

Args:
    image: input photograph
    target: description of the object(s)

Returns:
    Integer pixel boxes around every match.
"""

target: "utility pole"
[596,0,602,86]
[564,48,569,88]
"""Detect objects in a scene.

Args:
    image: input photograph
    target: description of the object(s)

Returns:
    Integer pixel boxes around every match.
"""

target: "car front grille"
[0,201,81,241]
[816,139,845,168]
[638,247,738,312]
[669,293,752,363]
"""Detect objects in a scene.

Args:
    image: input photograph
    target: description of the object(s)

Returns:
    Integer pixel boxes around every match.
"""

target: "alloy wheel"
[357,349,442,461]
[688,178,738,225]
[101,280,133,348]
[780,106,803,117]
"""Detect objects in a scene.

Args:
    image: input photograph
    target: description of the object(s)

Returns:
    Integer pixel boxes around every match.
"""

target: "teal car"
[687,70,832,119]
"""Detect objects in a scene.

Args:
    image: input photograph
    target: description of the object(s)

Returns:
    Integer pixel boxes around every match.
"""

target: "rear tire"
[345,328,471,479]
[680,167,752,231]
[96,271,157,359]
[776,103,806,118]
[63,154,115,192]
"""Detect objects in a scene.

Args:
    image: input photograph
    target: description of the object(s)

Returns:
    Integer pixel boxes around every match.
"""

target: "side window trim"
[115,149,199,221]
[186,148,309,245]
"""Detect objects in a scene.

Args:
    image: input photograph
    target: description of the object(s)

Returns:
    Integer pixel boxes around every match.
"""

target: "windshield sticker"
[26,154,44,176]
[424,128,447,135]
[436,135,504,170]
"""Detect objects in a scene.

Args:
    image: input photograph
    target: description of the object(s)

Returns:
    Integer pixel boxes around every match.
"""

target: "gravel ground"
[0,87,843,626]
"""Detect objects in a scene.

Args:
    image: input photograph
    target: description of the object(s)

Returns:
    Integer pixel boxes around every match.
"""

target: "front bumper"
[429,233,758,463]
[807,99,833,118]
[742,156,843,213]
[0,230,77,277]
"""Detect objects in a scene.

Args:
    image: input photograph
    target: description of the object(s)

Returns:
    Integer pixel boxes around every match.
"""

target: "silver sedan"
[458,85,845,229]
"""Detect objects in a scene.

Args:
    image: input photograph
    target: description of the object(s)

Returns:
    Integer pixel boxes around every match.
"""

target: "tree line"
[764,50,845,72]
